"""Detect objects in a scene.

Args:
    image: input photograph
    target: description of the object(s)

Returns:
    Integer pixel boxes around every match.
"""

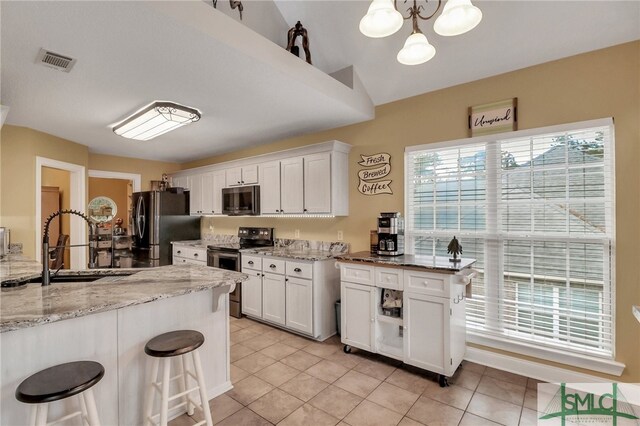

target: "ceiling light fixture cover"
[397,32,436,65]
[112,101,201,141]
[360,0,482,65]
[359,0,404,38]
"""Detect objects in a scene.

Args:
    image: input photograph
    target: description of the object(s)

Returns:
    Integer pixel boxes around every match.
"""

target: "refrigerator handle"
[137,195,145,239]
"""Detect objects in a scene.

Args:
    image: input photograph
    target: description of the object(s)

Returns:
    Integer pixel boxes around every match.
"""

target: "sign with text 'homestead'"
[468,98,517,137]
[357,153,393,195]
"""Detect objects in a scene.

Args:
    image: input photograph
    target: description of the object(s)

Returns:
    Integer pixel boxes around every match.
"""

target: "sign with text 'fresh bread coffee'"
[357,153,393,195]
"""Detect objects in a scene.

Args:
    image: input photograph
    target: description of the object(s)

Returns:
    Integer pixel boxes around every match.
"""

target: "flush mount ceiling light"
[112,101,201,141]
[360,0,482,65]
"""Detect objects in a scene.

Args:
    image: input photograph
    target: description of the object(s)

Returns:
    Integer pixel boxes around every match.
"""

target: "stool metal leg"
[83,388,101,426]
[192,350,213,426]
[143,357,160,426]
[34,404,48,426]
[179,355,194,416]
[160,358,171,426]
[78,393,90,426]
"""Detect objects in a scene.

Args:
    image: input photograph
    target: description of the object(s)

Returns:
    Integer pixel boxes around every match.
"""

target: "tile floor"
[170,317,542,426]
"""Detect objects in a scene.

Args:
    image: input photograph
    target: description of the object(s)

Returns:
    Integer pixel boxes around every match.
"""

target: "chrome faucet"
[42,209,98,286]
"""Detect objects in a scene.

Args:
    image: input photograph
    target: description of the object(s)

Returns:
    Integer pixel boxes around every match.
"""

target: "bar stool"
[143,330,213,426]
[15,361,104,426]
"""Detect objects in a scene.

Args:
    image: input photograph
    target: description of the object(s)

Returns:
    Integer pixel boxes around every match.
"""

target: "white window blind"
[405,121,615,360]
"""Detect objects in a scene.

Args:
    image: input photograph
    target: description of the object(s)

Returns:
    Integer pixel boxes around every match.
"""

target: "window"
[405,119,615,362]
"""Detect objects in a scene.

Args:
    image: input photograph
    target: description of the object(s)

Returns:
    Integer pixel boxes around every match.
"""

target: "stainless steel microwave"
[222,185,260,216]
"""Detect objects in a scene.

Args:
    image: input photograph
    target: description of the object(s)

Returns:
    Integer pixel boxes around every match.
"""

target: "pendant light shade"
[359,0,404,38]
[112,101,201,141]
[433,0,482,36]
[397,32,436,65]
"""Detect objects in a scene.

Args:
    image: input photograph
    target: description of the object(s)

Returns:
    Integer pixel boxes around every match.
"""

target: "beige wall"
[0,126,89,259]
[185,42,640,382]
[88,177,131,229]
[0,126,180,259]
[42,167,71,268]
[88,153,180,192]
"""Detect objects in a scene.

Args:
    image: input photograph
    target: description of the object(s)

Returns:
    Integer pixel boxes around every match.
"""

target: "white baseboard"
[465,346,611,384]
[208,380,233,399]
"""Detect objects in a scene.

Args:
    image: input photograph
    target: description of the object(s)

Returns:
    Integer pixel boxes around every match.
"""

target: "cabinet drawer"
[177,257,206,266]
[263,258,285,275]
[242,255,262,271]
[173,246,205,260]
[340,263,374,286]
[404,270,450,297]
[375,267,403,290]
[286,261,313,280]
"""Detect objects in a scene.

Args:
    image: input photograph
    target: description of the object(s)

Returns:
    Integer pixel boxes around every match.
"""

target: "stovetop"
[208,226,274,253]
[207,242,272,252]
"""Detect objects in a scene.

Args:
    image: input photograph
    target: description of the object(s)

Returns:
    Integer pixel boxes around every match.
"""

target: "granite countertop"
[240,247,340,261]
[1,258,247,333]
[334,251,476,273]
[172,240,209,250]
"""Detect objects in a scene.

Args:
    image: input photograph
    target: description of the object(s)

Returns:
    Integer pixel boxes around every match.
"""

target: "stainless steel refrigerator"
[131,191,200,267]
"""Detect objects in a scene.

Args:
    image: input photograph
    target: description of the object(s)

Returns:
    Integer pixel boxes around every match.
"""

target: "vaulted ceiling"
[1,1,638,162]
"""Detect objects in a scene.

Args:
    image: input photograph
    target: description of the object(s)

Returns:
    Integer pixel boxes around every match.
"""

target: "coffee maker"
[377,212,404,256]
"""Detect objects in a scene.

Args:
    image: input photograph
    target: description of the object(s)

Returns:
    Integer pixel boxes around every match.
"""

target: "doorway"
[35,157,86,270]
[41,167,71,269]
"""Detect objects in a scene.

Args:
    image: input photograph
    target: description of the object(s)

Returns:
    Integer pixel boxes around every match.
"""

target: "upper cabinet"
[227,165,258,187]
[170,140,351,217]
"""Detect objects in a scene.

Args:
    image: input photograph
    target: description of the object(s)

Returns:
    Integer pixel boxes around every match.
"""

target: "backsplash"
[202,232,349,254]
[275,239,349,254]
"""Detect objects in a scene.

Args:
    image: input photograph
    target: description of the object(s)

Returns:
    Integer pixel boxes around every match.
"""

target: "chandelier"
[359,0,482,65]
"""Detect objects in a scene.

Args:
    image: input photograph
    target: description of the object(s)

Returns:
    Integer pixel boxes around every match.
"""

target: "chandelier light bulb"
[397,31,436,65]
[359,0,404,38]
[433,0,482,36]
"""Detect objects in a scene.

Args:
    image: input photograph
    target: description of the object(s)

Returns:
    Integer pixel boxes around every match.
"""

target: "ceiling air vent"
[36,48,76,72]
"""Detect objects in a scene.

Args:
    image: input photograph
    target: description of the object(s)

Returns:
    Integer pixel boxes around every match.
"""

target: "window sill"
[467,331,625,377]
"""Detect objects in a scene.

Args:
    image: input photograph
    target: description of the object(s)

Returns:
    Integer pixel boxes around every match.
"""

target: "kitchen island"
[0,256,246,425]
[335,252,476,387]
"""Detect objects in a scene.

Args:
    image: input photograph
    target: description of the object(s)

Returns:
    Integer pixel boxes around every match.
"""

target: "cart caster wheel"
[438,374,449,387]
[343,345,352,354]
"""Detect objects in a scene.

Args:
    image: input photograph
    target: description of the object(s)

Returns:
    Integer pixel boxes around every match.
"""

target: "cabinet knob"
[256,272,261,276]
[248,260,254,265]
[177,250,181,254]
[294,268,302,273]
[241,180,244,184]
[194,253,198,257]
[269,264,276,269]
[304,209,308,212]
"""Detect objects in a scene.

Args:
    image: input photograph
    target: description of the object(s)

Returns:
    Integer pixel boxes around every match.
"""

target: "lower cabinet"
[341,281,375,352]
[241,255,339,341]
[242,272,263,318]
[339,262,471,382]
[285,277,313,335]
[262,272,286,326]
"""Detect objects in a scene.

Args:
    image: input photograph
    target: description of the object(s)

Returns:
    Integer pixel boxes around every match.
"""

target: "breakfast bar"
[0,256,246,425]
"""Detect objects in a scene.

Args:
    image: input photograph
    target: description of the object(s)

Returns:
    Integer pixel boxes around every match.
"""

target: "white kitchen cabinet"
[170,141,351,217]
[303,152,331,213]
[172,244,206,265]
[242,272,263,318]
[241,256,340,340]
[339,262,472,386]
[188,174,203,215]
[211,170,226,215]
[280,157,304,214]
[226,165,258,187]
[341,281,375,352]
[259,161,281,214]
[262,272,286,326]
[201,172,214,215]
[285,277,313,335]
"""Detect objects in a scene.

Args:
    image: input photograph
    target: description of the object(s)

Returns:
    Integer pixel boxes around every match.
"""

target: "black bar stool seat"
[144,330,204,358]
[16,361,104,404]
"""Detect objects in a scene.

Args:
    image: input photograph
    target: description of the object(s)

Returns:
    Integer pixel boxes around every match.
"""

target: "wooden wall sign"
[357,153,393,195]
[468,98,517,137]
